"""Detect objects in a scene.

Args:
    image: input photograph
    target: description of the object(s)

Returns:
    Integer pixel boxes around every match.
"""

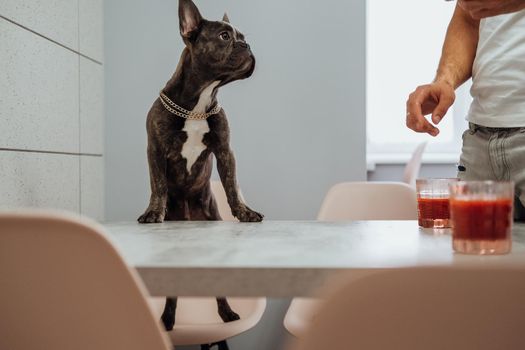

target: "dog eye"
[219,32,231,41]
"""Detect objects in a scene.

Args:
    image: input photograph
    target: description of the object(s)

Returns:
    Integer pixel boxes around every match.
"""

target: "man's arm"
[406,4,479,136]
[435,4,480,90]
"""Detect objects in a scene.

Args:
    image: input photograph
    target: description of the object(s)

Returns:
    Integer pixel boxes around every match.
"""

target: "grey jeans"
[458,123,525,221]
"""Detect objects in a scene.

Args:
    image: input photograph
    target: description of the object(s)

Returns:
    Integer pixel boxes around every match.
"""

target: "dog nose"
[237,41,250,49]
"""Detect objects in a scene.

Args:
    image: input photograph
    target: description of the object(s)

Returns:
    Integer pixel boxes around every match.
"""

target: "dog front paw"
[138,208,165,224]
[233,205,264,222]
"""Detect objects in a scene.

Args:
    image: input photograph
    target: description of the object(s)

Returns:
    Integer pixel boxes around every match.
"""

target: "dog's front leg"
[214,146,263,222]
[138,144,168,223]
[216,297,240,323]
[161,297,177,331]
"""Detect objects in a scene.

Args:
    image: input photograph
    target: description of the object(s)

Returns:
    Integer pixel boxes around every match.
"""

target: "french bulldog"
[138,0,264,336]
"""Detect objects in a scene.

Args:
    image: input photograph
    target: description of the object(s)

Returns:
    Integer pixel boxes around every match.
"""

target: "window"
[366,0,471,165]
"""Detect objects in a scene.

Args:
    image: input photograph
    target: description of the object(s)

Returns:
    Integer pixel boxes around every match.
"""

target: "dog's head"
[178,0,255,84]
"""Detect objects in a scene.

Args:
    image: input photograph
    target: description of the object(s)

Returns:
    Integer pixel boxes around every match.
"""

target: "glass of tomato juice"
[416,178,459,229]
[449,181,514,255]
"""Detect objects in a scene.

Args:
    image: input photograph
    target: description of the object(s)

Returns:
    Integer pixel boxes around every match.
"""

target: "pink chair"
[148,297,266,347]
[284,182,417,338]
[291,267,525,350]
[317,181,417,221]
[0,211,171,350]
[149,180,266,349]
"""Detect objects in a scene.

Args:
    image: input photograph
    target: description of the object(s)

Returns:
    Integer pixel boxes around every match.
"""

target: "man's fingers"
[406,86,439,136]
[406,95,439,137]
[431,90,455,124]
[409,116,439,136]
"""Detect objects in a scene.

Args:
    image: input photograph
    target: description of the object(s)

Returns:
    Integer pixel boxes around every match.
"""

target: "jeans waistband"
[469,123,525,133]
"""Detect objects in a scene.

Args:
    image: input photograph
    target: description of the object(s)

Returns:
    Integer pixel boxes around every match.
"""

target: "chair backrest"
[0,211,171,350]
[317,182,417,221]
[402,141,427,188]
[211,180,244,221]
[293,267,525,350]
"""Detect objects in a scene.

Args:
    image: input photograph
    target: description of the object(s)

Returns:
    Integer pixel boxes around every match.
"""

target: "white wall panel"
[80,57,104,155]
[0,151,80,212]
[80,156,104,221]
[0,0,78,50]
[0,1,104,221]
[79,0,104,62]
[0,19,79,153]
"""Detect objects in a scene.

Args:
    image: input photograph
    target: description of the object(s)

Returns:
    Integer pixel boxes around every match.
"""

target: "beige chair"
[403,141,427,188]
[148,297,266,347]
[317,181,417,221]
[0,211,172,350]
[149,180,266,349]
[292,267,525,350]
[284,182,417,338]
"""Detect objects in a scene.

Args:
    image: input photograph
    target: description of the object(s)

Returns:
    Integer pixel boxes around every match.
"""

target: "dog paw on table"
[138,208,166,224]
[233,205,264,223]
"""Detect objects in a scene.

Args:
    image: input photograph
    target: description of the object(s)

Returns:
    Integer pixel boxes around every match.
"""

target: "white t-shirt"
[468,9,525,127]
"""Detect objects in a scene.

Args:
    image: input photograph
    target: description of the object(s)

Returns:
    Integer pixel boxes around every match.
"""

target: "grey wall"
[105,0,366,222]
[0,1,104,220]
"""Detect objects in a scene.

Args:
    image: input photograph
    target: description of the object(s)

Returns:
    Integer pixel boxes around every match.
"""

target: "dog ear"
[222,13,230,23]
[179,0,203,39]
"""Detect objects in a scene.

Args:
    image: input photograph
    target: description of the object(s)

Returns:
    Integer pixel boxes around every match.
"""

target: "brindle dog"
[138,0,263,336]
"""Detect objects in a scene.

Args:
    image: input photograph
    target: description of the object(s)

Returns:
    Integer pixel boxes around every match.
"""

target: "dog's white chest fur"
[181,120,209,173]
[180,81,220,173]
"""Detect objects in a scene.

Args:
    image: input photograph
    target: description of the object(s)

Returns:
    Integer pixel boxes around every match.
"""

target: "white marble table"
[104,221,525,297]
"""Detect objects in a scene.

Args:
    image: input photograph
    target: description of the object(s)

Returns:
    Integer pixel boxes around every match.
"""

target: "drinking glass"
[416,178,458,229]
[449,181,514,255]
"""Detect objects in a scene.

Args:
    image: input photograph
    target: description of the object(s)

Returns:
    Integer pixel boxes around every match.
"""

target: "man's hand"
[406,81,455,137]
[458,0,525,19]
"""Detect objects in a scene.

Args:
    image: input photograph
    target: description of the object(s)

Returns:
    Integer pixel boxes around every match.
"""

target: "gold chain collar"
[159,91,222,120]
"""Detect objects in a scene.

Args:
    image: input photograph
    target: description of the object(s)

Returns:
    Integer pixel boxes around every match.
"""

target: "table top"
[104,221,525,297]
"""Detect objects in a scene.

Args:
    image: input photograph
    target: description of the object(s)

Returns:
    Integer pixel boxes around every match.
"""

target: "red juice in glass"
[449,181,514,255]
[416,179,458,228]
[417,197,451,228]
